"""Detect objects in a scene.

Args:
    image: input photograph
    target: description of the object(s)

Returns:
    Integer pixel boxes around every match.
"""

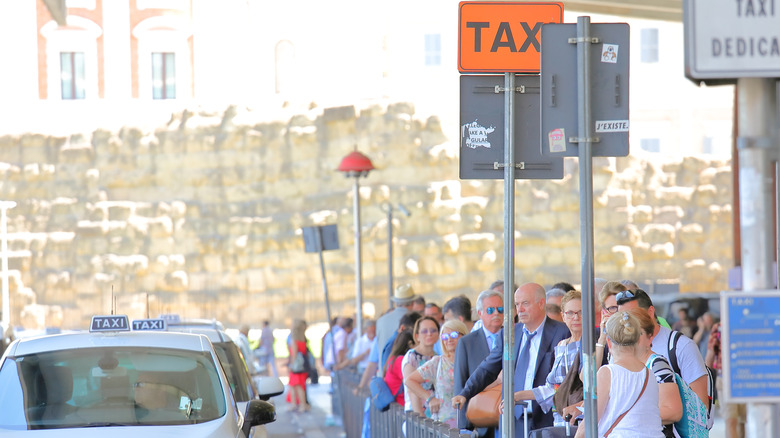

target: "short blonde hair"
[440,320,468,355]
[598,281,627,308]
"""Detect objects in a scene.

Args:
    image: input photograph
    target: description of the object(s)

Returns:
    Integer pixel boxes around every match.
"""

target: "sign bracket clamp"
[493,85,539,94]
[568,137,601,144]
[568,36,600,44]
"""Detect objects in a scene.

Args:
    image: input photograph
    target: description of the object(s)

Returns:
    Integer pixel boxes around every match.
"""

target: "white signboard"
[685,0,780,79]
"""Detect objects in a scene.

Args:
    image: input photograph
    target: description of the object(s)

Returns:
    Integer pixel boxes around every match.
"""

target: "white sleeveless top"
[597,364,664,438]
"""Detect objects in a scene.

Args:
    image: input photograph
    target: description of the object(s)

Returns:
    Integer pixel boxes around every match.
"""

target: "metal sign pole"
[352,178,363,339]
[317,226,340,374]
[575,16,598,438]
[502,71,517,438]
[736,77,778,437]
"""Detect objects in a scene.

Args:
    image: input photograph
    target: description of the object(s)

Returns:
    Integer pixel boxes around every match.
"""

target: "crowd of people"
[248,276,738,438]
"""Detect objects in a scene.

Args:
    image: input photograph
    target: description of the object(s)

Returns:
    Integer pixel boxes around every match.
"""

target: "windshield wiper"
[81,422,136,427]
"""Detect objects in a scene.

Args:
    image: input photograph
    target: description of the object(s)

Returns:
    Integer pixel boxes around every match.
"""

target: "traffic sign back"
[540,23,630,157]
[458,2,563,73]
[460,75,563,180]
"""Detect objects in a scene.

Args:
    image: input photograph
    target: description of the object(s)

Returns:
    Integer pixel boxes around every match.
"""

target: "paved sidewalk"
[266,376,347,438]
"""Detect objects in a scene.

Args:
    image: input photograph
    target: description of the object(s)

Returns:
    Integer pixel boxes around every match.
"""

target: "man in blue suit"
[453,288,504,436]
[452,282,570,436]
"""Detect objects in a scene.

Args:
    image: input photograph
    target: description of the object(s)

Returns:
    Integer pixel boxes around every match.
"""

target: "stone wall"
[0,103,733,330]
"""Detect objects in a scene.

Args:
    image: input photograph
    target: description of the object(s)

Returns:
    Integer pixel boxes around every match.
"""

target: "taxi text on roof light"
[90,315,130,332]
[158,313,181,323]
[132,318,167,331]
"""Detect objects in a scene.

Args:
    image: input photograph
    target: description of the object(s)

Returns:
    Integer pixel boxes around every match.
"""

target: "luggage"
[529,425,579,438]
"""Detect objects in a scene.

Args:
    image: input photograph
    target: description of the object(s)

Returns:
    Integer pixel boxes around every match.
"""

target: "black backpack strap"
[667,331,682,376]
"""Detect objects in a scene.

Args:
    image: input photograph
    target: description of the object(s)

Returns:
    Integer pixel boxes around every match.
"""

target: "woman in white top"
[401,316,439,413]
[576,310,664,438]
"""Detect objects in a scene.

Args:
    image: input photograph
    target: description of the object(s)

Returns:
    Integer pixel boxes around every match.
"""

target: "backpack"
[646,354,709,438]
[369,376,402,411]
[667,330,717,430]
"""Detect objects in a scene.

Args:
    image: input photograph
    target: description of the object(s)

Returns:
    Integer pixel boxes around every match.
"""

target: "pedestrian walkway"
[266,376,346,438]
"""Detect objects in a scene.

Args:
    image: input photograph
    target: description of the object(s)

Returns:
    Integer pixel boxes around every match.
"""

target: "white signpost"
[684,0,780,436]
[685,0,780,80]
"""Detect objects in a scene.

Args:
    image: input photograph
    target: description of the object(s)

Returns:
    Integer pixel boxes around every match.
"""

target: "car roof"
[4,330,213,357]
[165,317,225,331]
[167,325,233,343]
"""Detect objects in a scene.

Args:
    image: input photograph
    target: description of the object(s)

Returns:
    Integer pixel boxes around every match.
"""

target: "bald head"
[514,283,547,331]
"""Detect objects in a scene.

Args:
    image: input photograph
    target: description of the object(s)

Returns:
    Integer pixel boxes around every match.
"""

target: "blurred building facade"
[2,0,733,156]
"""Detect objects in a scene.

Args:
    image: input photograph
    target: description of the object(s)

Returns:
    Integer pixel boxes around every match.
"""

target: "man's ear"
[648,305,656,320]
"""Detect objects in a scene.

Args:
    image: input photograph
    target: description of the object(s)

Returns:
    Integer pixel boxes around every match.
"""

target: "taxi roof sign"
[90,315,130,332]
[458,1,564,73]
[158,314,181,323]
[132,318,167,331]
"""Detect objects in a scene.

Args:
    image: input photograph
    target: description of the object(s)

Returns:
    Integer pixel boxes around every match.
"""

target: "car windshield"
[0,347,227,430]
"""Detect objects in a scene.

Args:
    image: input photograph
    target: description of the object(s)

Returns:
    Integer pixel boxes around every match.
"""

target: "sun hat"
[393,284,418,304]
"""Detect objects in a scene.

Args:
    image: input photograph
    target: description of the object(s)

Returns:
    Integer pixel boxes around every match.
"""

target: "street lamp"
[382,203,410,309]
[0,201,15,335]
[337,148,374,338]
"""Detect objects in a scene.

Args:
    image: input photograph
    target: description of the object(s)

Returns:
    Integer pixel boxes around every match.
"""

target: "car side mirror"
[242,399,276,436]
[254,376,284,401]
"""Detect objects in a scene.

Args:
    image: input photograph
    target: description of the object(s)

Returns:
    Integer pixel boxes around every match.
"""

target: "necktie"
[514,329,537,419]
[489,333,498,349]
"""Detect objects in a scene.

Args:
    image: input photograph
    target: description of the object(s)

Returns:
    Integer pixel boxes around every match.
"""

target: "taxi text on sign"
[685,0,780,79]
[458,2,564,72]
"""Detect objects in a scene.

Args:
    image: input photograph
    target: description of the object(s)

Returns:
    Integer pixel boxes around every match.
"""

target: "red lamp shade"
[337,150,375,175]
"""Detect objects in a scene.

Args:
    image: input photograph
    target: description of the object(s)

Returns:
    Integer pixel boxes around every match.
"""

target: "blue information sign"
[721,290,780,402]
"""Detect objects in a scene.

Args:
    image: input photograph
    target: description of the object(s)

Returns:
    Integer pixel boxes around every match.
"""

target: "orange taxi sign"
[458,2,563,73]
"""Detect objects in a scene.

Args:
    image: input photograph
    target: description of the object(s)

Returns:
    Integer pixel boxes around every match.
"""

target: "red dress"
[288,340,308,387]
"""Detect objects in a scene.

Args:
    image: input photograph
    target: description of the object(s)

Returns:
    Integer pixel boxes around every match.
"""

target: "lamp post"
[383,203,410,309]
[0,201,15,335]
[337,149,374,339]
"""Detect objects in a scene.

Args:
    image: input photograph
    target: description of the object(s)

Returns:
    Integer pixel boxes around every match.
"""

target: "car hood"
[0,416,242,438]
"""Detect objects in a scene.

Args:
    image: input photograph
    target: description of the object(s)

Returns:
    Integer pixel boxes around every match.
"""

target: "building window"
[640,138,660,153]
[60,52,86,100]
[424,34,441,66]
[640,28,659,63]
[151,52,176,99]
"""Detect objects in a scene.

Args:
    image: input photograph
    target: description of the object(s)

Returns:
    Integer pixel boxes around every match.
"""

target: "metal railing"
[336,370,472,438]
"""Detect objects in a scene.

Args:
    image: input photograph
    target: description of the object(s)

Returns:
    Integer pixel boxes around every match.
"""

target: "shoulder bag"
[553,350,583,414]
[466,383,502,427]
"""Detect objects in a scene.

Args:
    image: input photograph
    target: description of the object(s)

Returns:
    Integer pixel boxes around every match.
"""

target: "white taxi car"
[0,315,276,436]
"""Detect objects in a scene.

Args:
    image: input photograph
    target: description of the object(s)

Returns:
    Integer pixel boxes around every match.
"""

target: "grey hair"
[546,288,566,300]
[476,289,504,311]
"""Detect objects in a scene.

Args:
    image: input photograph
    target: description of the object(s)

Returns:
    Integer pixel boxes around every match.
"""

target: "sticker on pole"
[601,44,619,63]
[547,129,566,152]
[595,120,629,133]
[462,119,496,149]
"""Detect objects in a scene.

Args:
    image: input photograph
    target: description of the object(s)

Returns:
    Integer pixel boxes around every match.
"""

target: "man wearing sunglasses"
[453,289,505,437]
[452,282,570,436]
[616,289,711,412]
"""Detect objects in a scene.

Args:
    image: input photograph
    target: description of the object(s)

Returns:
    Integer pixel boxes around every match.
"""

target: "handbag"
[290,350,306,373]
[370,376,402,411]
[646,354,709,438]
[604,368,648,437]
[553,351,583,414]
[466,383,502,427]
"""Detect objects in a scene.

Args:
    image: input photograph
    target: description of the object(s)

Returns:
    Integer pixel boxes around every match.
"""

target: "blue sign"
[90,315,130,332]
[722,291,780,402]
[132,318,167,331]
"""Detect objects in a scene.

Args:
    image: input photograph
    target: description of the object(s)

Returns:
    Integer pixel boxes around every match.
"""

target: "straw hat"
[392,284,418,304]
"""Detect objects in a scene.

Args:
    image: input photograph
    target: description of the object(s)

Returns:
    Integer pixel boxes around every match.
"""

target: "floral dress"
[417,355,457,428]
[401,349,433,412]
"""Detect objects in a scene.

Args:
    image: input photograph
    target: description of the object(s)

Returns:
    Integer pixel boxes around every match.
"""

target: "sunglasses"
[615,290,635,303]
[419,328,438,335]
[485,306,504,315]
[441,332,461,341]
